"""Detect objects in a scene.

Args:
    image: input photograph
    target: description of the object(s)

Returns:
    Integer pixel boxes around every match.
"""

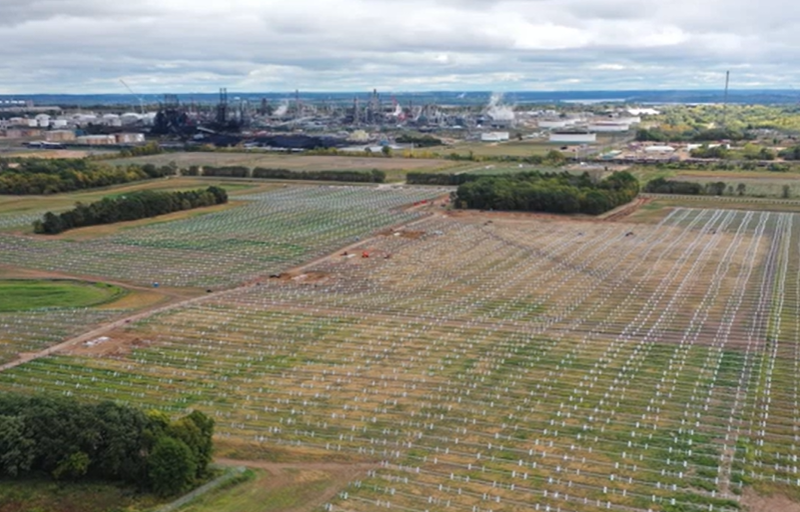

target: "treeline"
[647,160,793,172]
[396,134,443,147]
[0,158,173,195]
[201,166,249,178]
[636,127,753,143]
[253,167,385,182]
[644,178,754,196]
[454,171,639,215]
[34,186,228,234]
[644,178,707,195]
[194,165,386,183]
[779,145,800,160]
[116,142,164,158]
[444,149,567,166]
[407,172,481,186]
[690,143,776,161]
[0,394,214,496]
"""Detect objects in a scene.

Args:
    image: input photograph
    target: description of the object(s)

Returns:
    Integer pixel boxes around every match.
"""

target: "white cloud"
[0,0,798,93]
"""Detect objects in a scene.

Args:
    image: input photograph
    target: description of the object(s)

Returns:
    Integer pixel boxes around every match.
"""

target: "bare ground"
[64,330,152,358]
[741,488,800,512]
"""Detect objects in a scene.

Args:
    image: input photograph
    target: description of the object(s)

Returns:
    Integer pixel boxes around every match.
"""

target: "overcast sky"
[1,0,797,94]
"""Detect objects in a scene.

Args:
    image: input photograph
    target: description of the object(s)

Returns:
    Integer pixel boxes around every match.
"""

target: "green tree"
[147,437,196,497]
[381,145,393,157]
[53,451,91,481]
[0,415,35,477]
[736,183,746,196]
[167,411,214,478]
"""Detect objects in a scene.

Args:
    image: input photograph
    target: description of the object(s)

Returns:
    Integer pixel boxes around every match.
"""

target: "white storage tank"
[549,131,597,144]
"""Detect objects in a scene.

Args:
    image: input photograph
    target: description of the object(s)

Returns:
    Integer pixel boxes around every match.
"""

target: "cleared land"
[0,279,124,312]
[2,206,800,511]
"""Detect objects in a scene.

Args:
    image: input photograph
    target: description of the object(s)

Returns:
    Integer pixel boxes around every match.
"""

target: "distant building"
[3,128,43,139]
[627,108,660,116]
[538,119,572,129]
[481,132,510,142]
[34,114,51,128]
[588,121,631,133]
[115,133,146,144]
[46,130,76,142]
[76,135,116,145]
[549,131,597,144]
[644,145,676,153]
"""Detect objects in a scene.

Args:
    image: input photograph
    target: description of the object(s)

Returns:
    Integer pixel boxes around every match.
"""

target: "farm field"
[3,206,800,511]
[109,153,462,182]
[632,167,800,199]
[440,134,626,159]
[444,140,556,157]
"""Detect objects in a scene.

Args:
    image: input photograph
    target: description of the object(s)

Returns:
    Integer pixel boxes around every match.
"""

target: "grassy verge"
[176,468,338,512]
[0,477,165,512]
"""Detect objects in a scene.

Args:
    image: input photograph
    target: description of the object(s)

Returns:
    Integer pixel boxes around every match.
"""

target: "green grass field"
[0,280,125,312]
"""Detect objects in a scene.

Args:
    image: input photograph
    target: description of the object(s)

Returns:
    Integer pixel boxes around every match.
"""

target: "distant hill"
[2,89,800,107]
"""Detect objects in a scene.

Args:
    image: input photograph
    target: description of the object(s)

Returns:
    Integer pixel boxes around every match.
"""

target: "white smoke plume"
[274,102,289,117]
[485,92,515,121]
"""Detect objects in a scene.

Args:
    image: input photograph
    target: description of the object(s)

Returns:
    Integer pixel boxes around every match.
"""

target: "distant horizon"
[2,88,799,107]
[1,87,799,97]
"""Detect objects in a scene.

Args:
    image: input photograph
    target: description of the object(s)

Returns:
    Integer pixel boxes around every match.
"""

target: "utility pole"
[722,70,730,128]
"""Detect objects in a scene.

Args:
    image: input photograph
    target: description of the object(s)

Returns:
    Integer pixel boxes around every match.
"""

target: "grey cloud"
[0,0,798,93]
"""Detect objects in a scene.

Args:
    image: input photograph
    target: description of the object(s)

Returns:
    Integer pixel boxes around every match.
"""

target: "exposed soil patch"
[65,330,151,358]
[274,271,332,285]
[742,488,800,512]
[378,228,426,239]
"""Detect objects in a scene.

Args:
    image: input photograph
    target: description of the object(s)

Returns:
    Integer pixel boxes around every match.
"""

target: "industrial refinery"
[0,89,653,152]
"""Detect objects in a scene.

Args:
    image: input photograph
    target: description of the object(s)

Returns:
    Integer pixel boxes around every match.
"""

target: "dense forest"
[34,186,228,234]
[0,158,174,195]
[0,394,214,496]
[454,171,639,215]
